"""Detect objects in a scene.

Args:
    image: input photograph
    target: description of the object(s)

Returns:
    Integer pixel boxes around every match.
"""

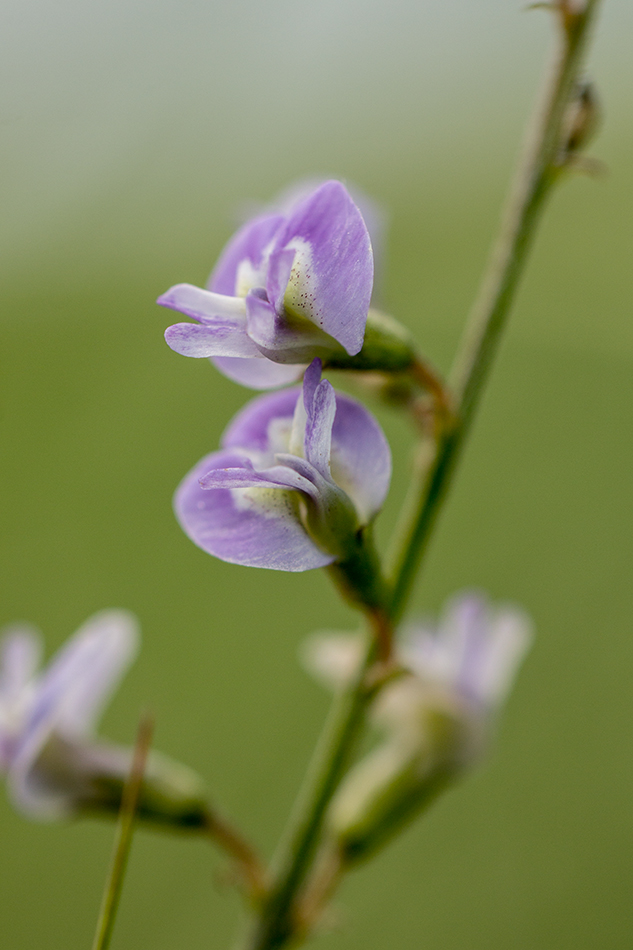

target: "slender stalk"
[388,0,602,622]
[204,808,268,902]
[91,716,153,950]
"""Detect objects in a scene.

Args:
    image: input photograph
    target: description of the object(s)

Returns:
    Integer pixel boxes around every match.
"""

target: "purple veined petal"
[328,392,391,523]
[0,625,42,700]
[301,357,322,411]
[266,246,296,314]
[199,461,320,502]
[158,284,249,325]
[211,356,305,390]
[258,178,386,287]
[175,451,333,572]
[165,322,261,359]
[8,611,139,818]
[160,286,260,359]
[304,379,336,480]
[273,181,373,356]
[208,214,285,296]
[288,358,323,458]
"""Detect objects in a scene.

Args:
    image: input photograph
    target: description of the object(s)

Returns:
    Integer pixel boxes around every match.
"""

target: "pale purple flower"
[0,611,138,819]
[398,592,533,716]
[175,359,391,571]
[159,180,373,389]
[304,591,532,723]
[321,594,532,862]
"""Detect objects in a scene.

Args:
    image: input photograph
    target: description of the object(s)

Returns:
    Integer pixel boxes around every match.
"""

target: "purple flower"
[318,593,532,862]
[175,359,391,571]
[0,611,138,818]
[398,592,532,716]
[159,181,373,389]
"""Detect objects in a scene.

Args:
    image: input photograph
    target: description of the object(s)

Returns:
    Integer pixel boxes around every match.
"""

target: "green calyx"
[323,309,416,374]
[325,701,472,865]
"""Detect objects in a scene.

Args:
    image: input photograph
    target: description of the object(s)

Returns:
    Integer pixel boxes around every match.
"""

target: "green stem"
[238,636,379,950]
[388,0,602,623]
[91,716,153,950]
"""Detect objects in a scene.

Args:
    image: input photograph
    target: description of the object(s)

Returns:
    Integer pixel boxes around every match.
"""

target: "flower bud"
[560,81,601,158]
[326,681,477,864]
[308,593,532,865]
[31,734,210,829]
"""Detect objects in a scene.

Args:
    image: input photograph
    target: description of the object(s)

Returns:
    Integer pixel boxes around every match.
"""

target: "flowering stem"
[388,0,602,623]
[238,4,602,948]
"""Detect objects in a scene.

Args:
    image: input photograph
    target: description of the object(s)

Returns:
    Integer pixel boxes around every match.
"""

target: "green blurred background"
[1,1,632,947]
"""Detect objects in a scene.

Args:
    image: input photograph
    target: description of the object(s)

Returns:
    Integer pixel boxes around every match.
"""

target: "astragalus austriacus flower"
[175,359,391,571]
[159,180,374,389]
[305,593,532,863]
[0,611,208,827]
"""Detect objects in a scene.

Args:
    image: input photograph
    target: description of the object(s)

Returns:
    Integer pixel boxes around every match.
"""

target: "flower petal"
[175,451,332,572]
[245,291,335,362]
[222,388,301,452]
[158,284,249,325]
[328,392,391,523]
[165,322,259,359]
[0,625,42,700]
[272,181,373,355]
[211,356,305,390]
[208,214,284,296]
[304,376,336,480]
[199,460,319,502]
[8,611,139,818]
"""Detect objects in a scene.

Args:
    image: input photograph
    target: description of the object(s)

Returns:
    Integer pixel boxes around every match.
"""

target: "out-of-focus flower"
[0,611,208,827]
[306,593,532,863]
[159,180,373,389]
[175,359,391,571]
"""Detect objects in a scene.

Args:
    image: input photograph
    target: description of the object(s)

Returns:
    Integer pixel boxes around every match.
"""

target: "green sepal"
[326,705,469,865]
[36,734,211,831]
[323,309,416,374]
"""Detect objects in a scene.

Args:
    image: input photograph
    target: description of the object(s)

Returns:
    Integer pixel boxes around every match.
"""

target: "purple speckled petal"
[211,356,305,390]
[165,322,260,359]
[245,292,333,362]
[174,451,332,572]
[208,214,284,295]
[328,392,391,522]
[273,181,373,355]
